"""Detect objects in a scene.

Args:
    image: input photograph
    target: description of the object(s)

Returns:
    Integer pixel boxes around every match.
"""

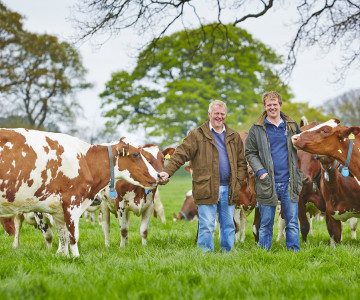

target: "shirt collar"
[209,122,226,133]
[265,114,285,127]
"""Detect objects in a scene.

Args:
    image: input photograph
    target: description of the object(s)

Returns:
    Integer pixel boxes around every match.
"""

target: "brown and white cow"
[173,189,198,222]
[292,119,360,180]
[0,129,159,256]
[317,155,360,246]
[1,217,15,236]
[100,143,174,247]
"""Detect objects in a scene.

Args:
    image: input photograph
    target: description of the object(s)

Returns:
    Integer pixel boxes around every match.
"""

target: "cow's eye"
[323,129,328,133]
[133,153,140,158]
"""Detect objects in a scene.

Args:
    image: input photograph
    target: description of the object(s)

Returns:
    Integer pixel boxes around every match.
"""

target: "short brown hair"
[262,91,282,106]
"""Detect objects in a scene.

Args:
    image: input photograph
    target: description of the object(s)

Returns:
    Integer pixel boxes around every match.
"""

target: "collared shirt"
[209,122,225,133]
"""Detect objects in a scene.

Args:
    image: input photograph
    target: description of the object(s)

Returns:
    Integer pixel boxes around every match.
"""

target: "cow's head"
[292,119,360,157]
[141,144,175,173]
[112,139,159,190]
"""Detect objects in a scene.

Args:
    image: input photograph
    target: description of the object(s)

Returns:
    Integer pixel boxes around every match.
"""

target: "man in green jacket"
[159,100,247,252]
[245,91,303,251]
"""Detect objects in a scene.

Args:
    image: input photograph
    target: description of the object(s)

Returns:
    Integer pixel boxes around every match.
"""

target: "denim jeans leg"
[198,203,217,252]
[258,204,276,250]
[278,182,300,251]
[217,185,235,252]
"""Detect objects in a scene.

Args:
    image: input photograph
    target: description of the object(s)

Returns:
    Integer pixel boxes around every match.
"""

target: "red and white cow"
[1,217,15,236]
[292,119,360,180]
[0,129,159,256]
[173,189,198,222]
[318,155,360,246]
[100,143,174,247]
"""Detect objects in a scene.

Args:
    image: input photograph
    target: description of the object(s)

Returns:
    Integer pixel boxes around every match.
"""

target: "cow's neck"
[86,145,112,198]
[337,139,360,179]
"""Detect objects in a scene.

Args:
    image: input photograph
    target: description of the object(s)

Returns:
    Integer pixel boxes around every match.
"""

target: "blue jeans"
[197,185,235,252]
[258,181,300,251]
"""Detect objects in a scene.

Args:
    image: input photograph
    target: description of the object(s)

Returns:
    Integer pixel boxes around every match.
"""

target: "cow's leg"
[349,217,357,239]
[276,214,285,242]
[12,214,24,248]
[234,208,241,243]
[140,203,154,246]
[119,210,130,247]
[52,214,69,256]
[100,202,111,247]
[307,213,313,236]
[252,207,261,243]
[298,201,310,242]
[239,209,247,243]
[34,212,53,250]
[325,212,342,247]
[153,189,166,223]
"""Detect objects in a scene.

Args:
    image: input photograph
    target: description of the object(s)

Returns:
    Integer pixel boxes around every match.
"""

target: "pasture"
[1,166,359,299]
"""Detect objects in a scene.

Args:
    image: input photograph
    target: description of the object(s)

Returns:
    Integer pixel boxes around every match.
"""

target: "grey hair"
[208,100,227,114]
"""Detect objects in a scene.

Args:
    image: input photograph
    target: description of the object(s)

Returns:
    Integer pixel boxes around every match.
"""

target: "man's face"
[208,104,226,130]
[264,98,282,119]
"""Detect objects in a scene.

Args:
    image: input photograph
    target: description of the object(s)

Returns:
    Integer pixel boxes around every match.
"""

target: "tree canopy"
[323,89,360,127]
[0,2,91,130]
[74,0,360,80]
[100,24,293,145]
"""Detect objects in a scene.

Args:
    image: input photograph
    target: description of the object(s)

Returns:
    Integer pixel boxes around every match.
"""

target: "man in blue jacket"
[245,91,303,251]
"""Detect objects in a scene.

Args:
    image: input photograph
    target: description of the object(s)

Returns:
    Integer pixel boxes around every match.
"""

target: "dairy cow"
[292,119,360,180]
[100,144,174,247]
[0,129,159,256]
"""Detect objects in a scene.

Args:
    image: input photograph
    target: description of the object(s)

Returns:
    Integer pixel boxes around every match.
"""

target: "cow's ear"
[342,127,360,138]
[162,147,175,159]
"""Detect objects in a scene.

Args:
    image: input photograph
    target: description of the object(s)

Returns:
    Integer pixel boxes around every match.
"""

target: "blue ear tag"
[109,188,117,199]
[341,167,349,177]
[145,189,150,195]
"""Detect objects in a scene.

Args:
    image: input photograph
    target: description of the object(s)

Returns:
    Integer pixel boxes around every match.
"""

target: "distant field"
[1,166,360,299]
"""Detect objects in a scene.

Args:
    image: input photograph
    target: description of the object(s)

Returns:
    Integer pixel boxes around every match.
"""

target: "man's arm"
[245,126,268,178]
[160,130,197,183]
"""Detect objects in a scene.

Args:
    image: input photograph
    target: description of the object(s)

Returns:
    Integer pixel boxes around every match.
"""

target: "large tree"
[323,89,360,126]
[0,2,91,130]
[74,0,360,80]
[100,24,292,145]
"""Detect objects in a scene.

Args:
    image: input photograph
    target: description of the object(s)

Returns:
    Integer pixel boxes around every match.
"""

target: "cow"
[0,128,159,257]
[100,144,175,247]
[317,155,360,246]
[234,132,258,243]
[1,217,15,236]
[173,189,198,222]
[291,119,360,180]
[12,212,54,249]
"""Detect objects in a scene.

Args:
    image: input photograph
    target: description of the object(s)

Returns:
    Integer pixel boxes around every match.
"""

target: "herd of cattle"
[0,118,359,256]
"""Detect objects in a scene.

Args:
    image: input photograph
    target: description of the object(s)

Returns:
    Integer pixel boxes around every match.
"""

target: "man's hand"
[259,172,268,180]
[158,171,170,185]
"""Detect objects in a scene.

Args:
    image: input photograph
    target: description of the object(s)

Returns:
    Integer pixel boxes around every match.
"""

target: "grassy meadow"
[1,166,360,299]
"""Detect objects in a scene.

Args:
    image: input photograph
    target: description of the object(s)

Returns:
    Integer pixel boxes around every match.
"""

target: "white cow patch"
[304,119,340,132]
[5,142,13,149]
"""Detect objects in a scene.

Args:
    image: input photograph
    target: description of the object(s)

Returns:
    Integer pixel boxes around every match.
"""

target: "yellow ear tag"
[127,152,129,156]
[122,148,125,156]
[164,153,171,160]
[349,133,355,140]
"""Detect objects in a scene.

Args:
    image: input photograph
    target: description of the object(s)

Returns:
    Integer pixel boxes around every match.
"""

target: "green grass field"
[1,167,360,299]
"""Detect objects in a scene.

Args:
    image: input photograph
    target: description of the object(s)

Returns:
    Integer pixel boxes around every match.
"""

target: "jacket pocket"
[293,168,303,195]
[193,174,211,200]
[255,175,273,199]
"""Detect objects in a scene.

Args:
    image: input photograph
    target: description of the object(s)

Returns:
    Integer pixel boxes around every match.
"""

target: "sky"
[3,0,360,144]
